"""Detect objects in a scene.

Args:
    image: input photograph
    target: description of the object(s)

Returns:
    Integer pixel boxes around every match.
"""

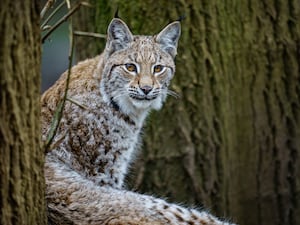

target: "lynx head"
[100,18,180,116]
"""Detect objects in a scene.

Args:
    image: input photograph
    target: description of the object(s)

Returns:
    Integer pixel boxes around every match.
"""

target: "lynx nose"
[140,85,153,95]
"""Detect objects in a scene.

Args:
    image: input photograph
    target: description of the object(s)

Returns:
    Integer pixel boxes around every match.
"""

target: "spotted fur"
[42,18,236,224]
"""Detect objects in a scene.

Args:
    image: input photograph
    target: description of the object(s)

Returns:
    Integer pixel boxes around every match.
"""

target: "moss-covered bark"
[74,1,300,224]
[0,1,46,224]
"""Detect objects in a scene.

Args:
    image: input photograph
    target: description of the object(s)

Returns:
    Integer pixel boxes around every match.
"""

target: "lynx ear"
[155,21,181,58]
[106,18,133,55]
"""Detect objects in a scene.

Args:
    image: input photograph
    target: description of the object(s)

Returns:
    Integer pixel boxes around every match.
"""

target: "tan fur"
[41,55,101,132]
[42,18,236,225]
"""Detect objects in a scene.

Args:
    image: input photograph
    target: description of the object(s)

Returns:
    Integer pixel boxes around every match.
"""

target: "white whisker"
[166,89,180,99]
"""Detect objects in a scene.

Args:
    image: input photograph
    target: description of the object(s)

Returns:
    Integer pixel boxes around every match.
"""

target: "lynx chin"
[42,18,236,225]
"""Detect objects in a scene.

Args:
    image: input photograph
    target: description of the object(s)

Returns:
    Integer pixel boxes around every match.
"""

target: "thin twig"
[65,0,71,9]
[44,7,76,152]
[44,101,64,152]
[66,97,89,110]
[42,1,90,43]
[40,0,55,19]
[74,31,106,39]
[48,130,68,151]
[41,25,52,31]
[41,1,65,29]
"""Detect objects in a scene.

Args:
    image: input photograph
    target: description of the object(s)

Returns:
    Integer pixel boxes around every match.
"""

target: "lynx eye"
[153,65,165,75]
[125,63,137,73]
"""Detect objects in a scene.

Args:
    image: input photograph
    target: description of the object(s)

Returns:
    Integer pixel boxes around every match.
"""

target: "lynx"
[42,18,236,225]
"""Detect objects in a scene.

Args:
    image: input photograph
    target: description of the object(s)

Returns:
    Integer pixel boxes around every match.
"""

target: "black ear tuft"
[176,14,186,22]
[114,6,119,18]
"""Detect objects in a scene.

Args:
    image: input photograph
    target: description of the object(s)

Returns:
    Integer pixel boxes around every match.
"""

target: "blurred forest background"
[42,1,69,91]
[40,1,300,225]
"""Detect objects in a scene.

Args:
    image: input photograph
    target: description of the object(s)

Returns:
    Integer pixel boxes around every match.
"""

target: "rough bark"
[73,1,300,225]
[0,1,46,225]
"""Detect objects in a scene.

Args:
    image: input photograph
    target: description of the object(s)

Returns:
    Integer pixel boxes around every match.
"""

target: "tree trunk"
[73,1,300,225]
[0,1,46,224]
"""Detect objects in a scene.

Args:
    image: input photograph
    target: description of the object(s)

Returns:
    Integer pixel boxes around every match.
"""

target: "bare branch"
[48,130,68,152]
[44,5,76,152]
[42,1,91,43]
[44,101,64,151]
[40,0,56,19]
[41,25,52,31]
[66,97,89,110]
[44,0,93,152]
[73,31,106,39]
[65,0,71,9]
[41,1,65,29]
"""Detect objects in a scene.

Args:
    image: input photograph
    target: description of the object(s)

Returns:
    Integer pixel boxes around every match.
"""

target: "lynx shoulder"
[42,18,236,225]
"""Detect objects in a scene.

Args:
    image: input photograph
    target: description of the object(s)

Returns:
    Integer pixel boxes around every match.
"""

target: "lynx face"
[100,19,181,113]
